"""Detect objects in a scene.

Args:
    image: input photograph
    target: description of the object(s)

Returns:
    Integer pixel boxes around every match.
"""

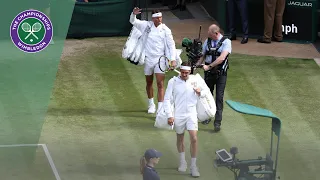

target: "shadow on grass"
[82,163,140,176]
[47,108,149,118]
[46,108,157,123]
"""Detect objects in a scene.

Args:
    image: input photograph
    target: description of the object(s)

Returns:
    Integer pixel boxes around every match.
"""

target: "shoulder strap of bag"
[217,36,230,73]
[163,26,168,49]
[215,36,227,51]
[206,36,226,51]
[172,77,176,104]
[207,38,212,49]
[163,24,169,56]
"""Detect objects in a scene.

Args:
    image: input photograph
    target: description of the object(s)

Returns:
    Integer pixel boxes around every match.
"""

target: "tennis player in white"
[163,61,208,177]
[130,7,177,114]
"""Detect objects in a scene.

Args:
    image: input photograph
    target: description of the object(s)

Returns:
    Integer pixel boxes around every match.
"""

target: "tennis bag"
[154,77,176,130]
[155,74,216,124]
[154,102,174,130]
[122,22,152,66]
[193,73,216,122]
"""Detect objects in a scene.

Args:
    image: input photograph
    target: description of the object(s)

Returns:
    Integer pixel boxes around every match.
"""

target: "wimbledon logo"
[10,9,53,53]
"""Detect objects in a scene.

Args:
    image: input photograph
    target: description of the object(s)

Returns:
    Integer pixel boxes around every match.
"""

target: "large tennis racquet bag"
[193,73,216,122]
[122,22,152,66]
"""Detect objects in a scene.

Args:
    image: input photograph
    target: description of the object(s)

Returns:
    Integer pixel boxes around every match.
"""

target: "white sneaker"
[178,160,187,172]
[156,107,161,115]
[147,104,156,114]
[190,166,200,177]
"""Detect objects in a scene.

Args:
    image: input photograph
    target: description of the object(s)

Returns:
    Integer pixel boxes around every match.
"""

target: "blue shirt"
[143,165,160,180]
[202,34,232,64]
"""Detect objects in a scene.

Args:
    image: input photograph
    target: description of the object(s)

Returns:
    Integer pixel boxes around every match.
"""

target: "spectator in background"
[227,0,249,44]
[257,0,285,43]
[152,0,169,6]
[170,0,186,11]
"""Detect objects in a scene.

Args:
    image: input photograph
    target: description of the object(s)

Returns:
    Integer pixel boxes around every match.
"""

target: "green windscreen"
[0,1,75,179]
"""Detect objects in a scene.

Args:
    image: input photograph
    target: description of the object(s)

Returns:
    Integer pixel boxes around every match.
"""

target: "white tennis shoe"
[178,160,187,172]
[148,104,156,114]
[190,166,200,177]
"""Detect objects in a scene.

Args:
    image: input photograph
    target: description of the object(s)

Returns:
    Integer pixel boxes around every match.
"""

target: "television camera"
[213,100,282,180]
[181,25,204,74]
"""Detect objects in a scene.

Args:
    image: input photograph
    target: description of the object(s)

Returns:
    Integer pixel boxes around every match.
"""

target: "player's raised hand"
[133,7,142,15]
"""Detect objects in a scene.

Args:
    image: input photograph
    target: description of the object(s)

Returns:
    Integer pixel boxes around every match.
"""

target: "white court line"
[40,144,61,180]
[314,58,320,67]
[0,144,61,180]
[0,144,39,148]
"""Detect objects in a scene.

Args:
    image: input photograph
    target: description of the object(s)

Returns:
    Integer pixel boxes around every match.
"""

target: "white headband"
[152,12,162,18]
[180,66,191,70]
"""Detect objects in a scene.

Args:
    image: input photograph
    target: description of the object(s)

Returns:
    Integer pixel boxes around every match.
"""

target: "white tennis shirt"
[129,13,176,63]
[163,75,208,119]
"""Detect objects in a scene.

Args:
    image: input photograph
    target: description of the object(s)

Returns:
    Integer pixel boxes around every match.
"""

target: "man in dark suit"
[228,0,249,44]
[257,0,286,43]
[170,0,187,11]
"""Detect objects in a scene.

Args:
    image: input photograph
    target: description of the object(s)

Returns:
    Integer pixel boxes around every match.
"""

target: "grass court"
[1,37,320,180]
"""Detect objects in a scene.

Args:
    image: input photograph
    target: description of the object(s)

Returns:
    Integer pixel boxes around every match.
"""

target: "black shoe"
[241,37,248,44]
[214,124,221,132]
[257,37,271,43]
[201,119,211,125]
[180,5,186,11]
[271,37,283,42]
[228,34,236,40]
[213,121,221,132]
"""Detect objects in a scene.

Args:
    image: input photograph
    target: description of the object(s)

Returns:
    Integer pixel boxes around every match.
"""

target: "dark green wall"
[201,0,319,43]
[199,0,228,33]
[67,0,135,38]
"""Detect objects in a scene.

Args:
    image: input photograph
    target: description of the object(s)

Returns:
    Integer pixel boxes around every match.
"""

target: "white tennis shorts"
[174,115,198,134]
[144,56,167,76]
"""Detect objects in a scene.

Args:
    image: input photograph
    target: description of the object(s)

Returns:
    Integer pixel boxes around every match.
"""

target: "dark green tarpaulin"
[67,0,134,38]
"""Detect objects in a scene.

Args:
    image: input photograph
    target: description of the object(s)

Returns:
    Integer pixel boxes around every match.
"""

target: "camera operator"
[197,24,232,132]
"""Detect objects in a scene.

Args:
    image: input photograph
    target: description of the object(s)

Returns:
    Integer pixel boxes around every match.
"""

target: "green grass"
[0,146,56,180]
[3,37,320,180]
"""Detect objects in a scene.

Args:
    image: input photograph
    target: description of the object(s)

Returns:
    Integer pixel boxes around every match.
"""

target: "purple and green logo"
[10,9,53,53]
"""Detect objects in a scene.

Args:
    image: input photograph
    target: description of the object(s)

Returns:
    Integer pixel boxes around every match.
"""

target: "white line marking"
[314,58,320,67]
[0,144,39,147]
[0,144,61,180]
[40,144,61,180]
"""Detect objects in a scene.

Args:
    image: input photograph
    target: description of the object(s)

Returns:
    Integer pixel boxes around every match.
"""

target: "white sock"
[191,158,197,167]
[148,98,154,105]
[158,102,163,109]
[179,152,186,162]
